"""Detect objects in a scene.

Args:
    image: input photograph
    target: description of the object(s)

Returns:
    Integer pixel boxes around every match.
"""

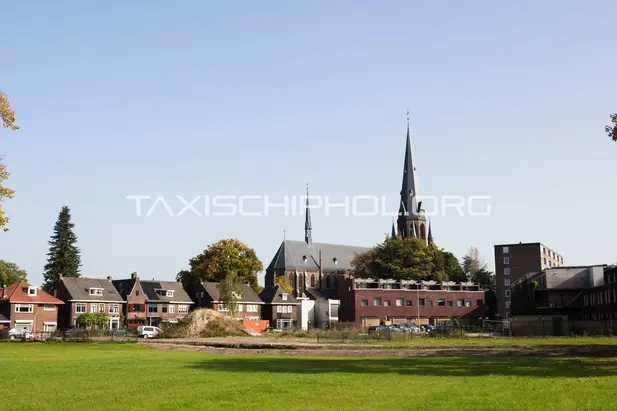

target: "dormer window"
[156,289,174,297]
[281,293,288,301]
[27,287,37,296]
[232,292,242,299]
[89,288,103,296]
[167,290,174,297]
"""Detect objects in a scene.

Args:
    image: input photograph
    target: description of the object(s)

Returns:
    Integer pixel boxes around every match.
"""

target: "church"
[259,118,454,329]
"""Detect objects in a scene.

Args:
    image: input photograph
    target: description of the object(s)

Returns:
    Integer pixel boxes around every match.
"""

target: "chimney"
[107,276,112,282]
[58,273,63,281]
[131,272,137,280]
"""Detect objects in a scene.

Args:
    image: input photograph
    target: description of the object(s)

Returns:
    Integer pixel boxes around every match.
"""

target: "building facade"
[194,281,263,321]
[582,265,617,320]
[341,278,485,326]
[0,281,63,333]
[494,242,564,318]
[259,286,299,329]
[56,275,125,330]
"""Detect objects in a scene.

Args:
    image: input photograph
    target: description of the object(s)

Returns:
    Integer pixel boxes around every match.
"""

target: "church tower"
[396,112,427,241]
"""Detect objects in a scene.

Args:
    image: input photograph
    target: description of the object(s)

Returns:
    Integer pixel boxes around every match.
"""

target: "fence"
[0,329,139,343]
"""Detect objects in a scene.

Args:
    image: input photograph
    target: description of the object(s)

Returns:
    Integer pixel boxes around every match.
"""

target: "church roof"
[266,240,369,272]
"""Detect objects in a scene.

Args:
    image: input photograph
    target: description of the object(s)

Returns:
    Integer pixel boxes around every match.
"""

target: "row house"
[194,281,269,333]
[0,281,64,332]
[341,278,486,326]
[56,275,125,329]
[113,273,193,329]
[259,286,300,330]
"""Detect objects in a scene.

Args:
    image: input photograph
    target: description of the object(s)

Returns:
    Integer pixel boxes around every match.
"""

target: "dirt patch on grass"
[141,339,617,358]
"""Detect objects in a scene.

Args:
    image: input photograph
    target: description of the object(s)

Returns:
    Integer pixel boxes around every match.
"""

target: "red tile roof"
[1,281,64,304]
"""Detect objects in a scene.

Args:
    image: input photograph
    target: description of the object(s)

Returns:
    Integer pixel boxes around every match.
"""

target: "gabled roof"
[139,280,194,303]
[198,282,263,303]
[305,287,338,301]
[112,279,137,299]
[259,286,298,304]
[0,314,10,322]
[60,277,124,302]
[266,240,369,272]
[0,281,64,304]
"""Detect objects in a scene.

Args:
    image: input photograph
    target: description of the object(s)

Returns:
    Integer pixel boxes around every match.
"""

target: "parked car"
[421,324,436,332]
[137,326,162,339]
[8,327,31,340]
[368,325,389,335]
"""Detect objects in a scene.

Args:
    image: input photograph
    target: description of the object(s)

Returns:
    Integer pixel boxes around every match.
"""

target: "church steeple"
[397,110,427,241]
[391,220,396,238]
[304,184,312,245]
[428,220,434,244]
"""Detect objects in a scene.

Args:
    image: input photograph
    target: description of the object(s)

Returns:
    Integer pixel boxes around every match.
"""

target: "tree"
[0,90,19,232]
[177,238,263,292]
[76,312,109,329]
[217,271,242,318]
[0,260,27,286]
[42,206,82,292]
[275,275,293,294]
[471,267,496,291]
[441,251,466,282]
[606,113,617,142]
[462,246,484,280]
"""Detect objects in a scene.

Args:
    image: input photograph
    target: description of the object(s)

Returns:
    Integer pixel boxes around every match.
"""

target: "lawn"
[1,343,616,411]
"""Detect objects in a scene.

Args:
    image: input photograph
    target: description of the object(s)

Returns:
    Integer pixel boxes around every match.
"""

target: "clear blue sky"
[2,1,616,287]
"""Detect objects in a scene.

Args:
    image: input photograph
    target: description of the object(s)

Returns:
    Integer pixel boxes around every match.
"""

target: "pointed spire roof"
[399,110,424,222]
[428,220,434,244]
[391,221,396,238]
[304,184,312,245]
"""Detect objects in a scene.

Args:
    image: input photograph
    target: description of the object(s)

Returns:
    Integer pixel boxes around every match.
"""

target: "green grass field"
[1,343,616,411]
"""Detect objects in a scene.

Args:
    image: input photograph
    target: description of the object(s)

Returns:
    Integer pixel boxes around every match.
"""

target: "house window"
[98,303,105,313]
[131,304,143,312]
[374,298,382,306]
[457,299,463,307]
[75,303,87,313]
[396,298,403,307]
[168,304,175,313]
[384,300,391,307]
[246,305,258,312]
[465,301,471,307]
[405,300,413,307]
[504,268,510,276]
[504,279,511,287]
[178,305,189,314]
[237,304,243,312]
[43,323,57,332]
[162,305,168,314]
[505,290,511,297]
[281,293,288,301]
[503,246,509,253]
[447,301,453,307]
[90,303,97,312]
[109,304,119,314]
[287,306,293,313]
[167,290,174,297]
[505,300,511,309]
[503,257,509,264]
[543,258,547,265]
[135,290,140,296]
[418,299,425,307]
[15,304,33,313]
[437,299,445,307]
[89,288,103,296]
[361,299,368,306]
[148,304,158,313]
[27,287,37,296]
[43,304,56,311]
[219,304,230,312]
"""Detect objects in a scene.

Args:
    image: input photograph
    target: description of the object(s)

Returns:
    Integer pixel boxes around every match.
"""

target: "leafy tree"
[606,113,617,142]
[177,238,263,292]
[0,90,18,232]
[350,248,378,278]
[42,206,82,292]
[275,275,293,294]
[0,260,27,286]
[217,271,242,319]
[441,251,466,282]
[471,267,496,291]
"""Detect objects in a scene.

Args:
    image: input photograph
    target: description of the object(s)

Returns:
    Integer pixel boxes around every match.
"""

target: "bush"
[199,317,246,338]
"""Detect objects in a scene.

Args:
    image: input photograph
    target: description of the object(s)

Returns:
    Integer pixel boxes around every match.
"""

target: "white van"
[137,326,162,339]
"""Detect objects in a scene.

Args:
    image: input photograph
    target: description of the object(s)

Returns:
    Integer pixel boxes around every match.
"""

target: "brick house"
[55,275,125,330]
[113,274,193,328]
[194,281,263,320]
[259,286,299,329]
[0,281,64,333]
[341,278,486,326]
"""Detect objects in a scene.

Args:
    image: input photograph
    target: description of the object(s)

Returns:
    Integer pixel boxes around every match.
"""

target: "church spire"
[304,183,312,245]
[428,220,434,244]
[397,109,426,240]
[391,220,396,238]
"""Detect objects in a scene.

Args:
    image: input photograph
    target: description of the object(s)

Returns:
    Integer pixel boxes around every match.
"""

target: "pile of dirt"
[162,309,247,338]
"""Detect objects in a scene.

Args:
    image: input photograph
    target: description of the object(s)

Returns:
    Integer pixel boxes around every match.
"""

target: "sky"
[1,0,616,287]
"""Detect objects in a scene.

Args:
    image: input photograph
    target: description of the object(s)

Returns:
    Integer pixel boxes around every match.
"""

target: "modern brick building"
[494,242,564,318]
[340,278,485,326]
[0,281,64,333]
[582,265,617,320]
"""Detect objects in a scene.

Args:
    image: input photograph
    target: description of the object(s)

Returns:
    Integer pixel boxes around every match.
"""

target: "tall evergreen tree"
[42,206,81,292]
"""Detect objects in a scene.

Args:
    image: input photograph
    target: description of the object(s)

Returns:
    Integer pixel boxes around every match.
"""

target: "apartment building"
[494,242,564,318]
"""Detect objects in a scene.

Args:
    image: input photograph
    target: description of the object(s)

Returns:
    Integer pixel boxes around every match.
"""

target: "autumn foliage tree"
[177,238,263,293]
[0,90,19,231]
